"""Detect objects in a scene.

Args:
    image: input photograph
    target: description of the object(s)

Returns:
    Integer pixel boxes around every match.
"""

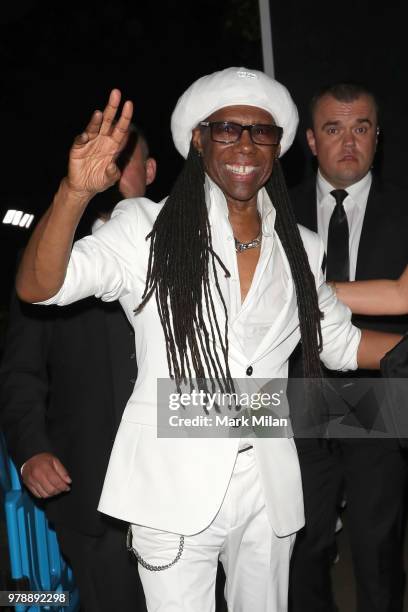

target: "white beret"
[171,66,299,159]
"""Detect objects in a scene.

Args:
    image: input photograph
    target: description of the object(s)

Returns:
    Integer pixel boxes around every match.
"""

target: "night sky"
[0,1,262,205]
[0,0,262,313]
[1,0,407,322]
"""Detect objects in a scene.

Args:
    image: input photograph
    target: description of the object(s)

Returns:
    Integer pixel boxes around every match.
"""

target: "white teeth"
[226,164,255,175]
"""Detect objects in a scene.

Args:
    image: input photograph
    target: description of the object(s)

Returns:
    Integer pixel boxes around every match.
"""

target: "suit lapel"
[246,236,297,364]
[355,178,383,279]
[207,234,297,363]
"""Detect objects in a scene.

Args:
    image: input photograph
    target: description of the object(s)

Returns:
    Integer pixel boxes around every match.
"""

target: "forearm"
[333,274,408,316]
[357,329,402,369]
[16,179,92,303]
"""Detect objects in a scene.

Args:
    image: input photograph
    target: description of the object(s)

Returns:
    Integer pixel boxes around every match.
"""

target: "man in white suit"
[16,67,399,611]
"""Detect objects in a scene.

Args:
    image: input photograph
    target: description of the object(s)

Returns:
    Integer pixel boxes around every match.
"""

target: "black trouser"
[55,518,147,612]
[290,438,406,612]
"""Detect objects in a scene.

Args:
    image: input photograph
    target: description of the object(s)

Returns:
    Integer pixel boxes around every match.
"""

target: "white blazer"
[43,178,360,537]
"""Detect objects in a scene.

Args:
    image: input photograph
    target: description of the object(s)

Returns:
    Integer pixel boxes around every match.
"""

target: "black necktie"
[326,189,349,282]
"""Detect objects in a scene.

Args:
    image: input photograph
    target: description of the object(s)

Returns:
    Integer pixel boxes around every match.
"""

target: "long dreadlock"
[137,143,233,393]
[137,145,323,391]
[266,159,323,378]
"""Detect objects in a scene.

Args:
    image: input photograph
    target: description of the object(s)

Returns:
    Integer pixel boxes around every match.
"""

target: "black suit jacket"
[290,175,408,357]
[0,264,137,536]
[288,177,408,440]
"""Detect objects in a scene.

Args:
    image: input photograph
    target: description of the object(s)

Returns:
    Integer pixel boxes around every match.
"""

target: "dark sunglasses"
[199,121,283,146]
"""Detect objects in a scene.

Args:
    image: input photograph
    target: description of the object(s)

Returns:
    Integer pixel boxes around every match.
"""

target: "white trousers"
[131,449,295,611]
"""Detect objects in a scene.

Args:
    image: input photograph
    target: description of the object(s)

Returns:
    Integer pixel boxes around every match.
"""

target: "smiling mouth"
[225,164,256,175]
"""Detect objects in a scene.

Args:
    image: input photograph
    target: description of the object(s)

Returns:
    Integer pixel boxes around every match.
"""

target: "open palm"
[67,89,133,196]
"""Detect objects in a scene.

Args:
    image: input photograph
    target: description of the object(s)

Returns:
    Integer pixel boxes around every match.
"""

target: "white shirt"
[316,170,372,280]
[209,183,291,364]
[40,175,360,536]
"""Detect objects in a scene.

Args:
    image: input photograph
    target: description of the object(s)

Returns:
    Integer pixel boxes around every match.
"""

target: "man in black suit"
[289,83,408,612]
[0,123,156,611]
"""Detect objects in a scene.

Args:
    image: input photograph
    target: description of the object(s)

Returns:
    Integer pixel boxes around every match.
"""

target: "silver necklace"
[234,216,262,253]
[234,232,262,253]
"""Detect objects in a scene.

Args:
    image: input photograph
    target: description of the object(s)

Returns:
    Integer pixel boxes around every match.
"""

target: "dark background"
[270,0,408,188]
[1,0,407,323]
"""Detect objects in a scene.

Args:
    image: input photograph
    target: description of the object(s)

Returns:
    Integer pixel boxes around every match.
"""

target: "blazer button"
[246,366,253,376]
[130,352,136,359]
[130,378,136,384]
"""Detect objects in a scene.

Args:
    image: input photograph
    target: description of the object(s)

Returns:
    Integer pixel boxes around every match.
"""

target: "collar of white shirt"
[204,173,277,239]
[316,170,372,213]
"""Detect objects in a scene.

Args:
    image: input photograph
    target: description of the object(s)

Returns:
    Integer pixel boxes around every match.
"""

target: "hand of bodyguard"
[22,452,72,498]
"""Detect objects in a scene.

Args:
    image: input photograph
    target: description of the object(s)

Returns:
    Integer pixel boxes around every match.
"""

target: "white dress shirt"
[40,176,360,537]
[316,170,372,280]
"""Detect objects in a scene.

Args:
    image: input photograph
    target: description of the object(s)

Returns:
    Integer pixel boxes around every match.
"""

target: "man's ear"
[306,128,317,156]
[145,158,157,186]
[275,144,281,159]
[375,126,380,149]
[191,127,203,156]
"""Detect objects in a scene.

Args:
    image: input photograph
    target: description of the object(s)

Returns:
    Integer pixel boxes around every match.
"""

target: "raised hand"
[21,452,72,498]
[66,89,133,197]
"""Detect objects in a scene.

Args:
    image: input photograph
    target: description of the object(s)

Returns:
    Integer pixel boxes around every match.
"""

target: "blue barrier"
[0,444,80,612]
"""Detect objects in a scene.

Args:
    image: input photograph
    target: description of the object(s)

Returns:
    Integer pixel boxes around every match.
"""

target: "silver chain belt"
[126,525,184,571]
